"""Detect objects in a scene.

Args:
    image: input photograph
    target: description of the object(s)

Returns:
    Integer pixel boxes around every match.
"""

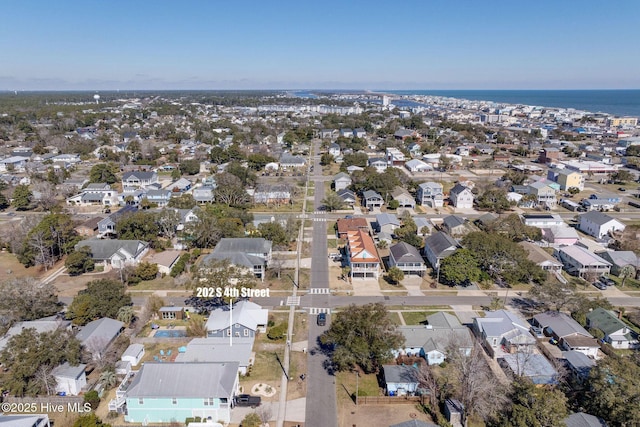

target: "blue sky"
[1,0,639,90]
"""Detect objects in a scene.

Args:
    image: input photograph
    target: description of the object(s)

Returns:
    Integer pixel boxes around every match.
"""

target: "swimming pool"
[154,329,187,338]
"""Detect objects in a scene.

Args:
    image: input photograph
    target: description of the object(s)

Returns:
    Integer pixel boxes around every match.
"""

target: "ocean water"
[385,90,640,117]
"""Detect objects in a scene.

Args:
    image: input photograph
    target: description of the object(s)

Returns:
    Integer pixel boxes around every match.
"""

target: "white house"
[404,158,433,173]
[556,245,612,278]
[417,182,444,207]
[333,172,352,192]
[121,343,145,367]
[448,183,474,209]
[368,157,388,173]
[578,211,626,239]
[52,363,87,396]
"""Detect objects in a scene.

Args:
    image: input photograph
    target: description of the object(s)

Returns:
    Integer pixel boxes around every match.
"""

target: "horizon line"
[1,88,640,93]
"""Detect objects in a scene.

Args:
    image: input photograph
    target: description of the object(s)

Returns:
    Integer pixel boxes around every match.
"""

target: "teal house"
[121,362,239,424]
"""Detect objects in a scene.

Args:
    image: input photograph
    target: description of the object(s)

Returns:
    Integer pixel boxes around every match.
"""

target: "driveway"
[401,275,424,296]
[351,278,383,296]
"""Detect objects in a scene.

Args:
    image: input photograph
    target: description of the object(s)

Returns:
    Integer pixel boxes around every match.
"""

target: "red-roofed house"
[345,230,381,279]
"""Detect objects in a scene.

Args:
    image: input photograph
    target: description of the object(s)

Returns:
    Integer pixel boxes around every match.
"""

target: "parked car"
[618,187,627,192]
[317,312,327,326]
[593,281,607,290]
[599,277,615,286]
[234,394,261,408]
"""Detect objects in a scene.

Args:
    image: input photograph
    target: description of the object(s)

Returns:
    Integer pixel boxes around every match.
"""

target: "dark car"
[599,277,615,287]
[317,312,326,326]
[235,394,261,408]
[593,281,607,290]
[619,187,627,192]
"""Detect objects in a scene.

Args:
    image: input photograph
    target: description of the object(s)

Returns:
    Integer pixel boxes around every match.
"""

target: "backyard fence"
[357,395,425,405]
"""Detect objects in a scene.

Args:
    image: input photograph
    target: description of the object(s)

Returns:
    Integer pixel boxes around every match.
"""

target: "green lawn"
[401,311,438,325]
[336,371,380,398]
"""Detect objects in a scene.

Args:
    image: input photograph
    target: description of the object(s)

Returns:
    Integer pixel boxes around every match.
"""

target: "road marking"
[308,307,331,314]
[286,296,301,306]
[309,288,331,294]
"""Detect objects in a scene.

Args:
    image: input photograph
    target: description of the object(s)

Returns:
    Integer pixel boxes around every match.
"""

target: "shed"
[121,343,145,367]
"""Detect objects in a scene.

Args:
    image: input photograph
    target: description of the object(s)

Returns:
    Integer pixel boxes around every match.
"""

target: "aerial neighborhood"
[0,90,639,427]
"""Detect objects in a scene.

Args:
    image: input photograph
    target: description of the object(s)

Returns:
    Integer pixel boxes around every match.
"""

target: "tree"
[258,221,289,246]
[0,328,82,396]
[486,213,542,242]
[12,184,33,210]
[583,355,640,426]
[529,280,582,313]
[190,258,257,303]
[179,159,200,175]
[319,303,404,373]
[67,279,132,325]
[387,199,399,210]
[167,193,196,209]
[89,163,118,184]
[502,170,528,185]
[320,152,334,166]
[439,249,483,286]
[321,191,345,212]
[84,389,101,409]
[170,253,191,277]
[133,262,159,282]
[65,246,95,276]
[186,317,207,337]
[98,370,117,389]
[116,211,161,248]
[72,414,112,427]
[0,192,9,210]
[116,306,135,325]
[496,378,567,427]
[476,188,512,213]
[387,266,404,284]
[241,413,262,427]
[0,278,60,322]
[214,172,249,206]
[612,169,635,184]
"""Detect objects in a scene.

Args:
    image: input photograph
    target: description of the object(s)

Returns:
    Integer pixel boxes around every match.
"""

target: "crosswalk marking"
[309,288,331,294]
[309,307,330,315]
[286,296,300,306]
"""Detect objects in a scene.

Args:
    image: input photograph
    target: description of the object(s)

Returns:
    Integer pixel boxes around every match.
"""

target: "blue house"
[121,362,239,424]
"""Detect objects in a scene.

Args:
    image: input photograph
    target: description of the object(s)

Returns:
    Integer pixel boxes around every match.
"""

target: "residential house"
[389,242,427,276]
[417,182,444,208]
[580,194,621,211]
[337,188,357,206]
[564,412,607,427]
[562,350,596,383]
[472,310,536,357]
[122,171,158,190]
[0,156,30,172]
[414,217,433,236]
[578,211,626,239]
[448,184,474,209]
[547,168,585,191]
[586,307,639,349]
[518,241,563,272]
[382,365,419,396]
[386,147,406,166]
[165,177,192,193]
[336,217,369,239]
[404,158,432,173]
[542,225,580,246]
[75,239,149,269]
[333,172,352,192]
[527,181,557,208]
[368,157,388,173]
[391,187,415,208]
[51,363,87,396]
[340,128,353,138]
[97,205,138,236]
[521,214,566,228]
[279,153,306,169]
[144,189,172,207]
[442,215,470,237]
[362,190,384,210]
[147,250,182,275]
[556,245,611,278]
[175,337,254,375]
[76,318,124,360]
[499,353,558,385]
[422,232,458,270]
[538,147,561,164]
[120,362,239,424]
[354,128,366,138]
[375,213,401,235]
[533,312,599,357]
[346,165,364,174]
[118,189,146,206]
[159,307,185,320]
[320,129,337,139]
[253,184,291,205]
[0,414,51,427]
[345,230,381,279]
[202,238,272,281]
[444,399,465,427]
[394,129,416,140]
[407,143,422,158]
[329,143,341,158]
[455,146,470,156]
[121,343,145,367]
[205,300,268,338]
[0,316,71,353]
[596,250,639,277]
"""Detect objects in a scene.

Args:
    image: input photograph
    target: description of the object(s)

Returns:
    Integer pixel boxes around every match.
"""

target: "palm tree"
[117,306,135,325]
[99,370,117,389]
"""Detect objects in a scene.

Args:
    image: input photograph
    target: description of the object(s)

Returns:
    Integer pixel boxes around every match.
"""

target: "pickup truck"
[234,394,261,408]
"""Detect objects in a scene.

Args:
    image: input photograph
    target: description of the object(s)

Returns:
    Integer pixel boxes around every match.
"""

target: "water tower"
[93,94,100,105]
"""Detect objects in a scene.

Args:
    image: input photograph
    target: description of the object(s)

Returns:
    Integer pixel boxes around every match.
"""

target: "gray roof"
[533,312,592,339]
[280,153,306,164]
[75,239,148,261]
[443,215,466,230]
[390,421,438,427]
[427,312,464,329]
[424,232,458,258]
[562,350,595,373]
[564,412,607,427]
[382,365,418,384]
[362,189,383,200]
[52,362,86,380]
[596,250,638,267]
[0,316,70,352]
[122,343,145,359]
[174,337,253,367]
[333,172,351,181]
[204,251,264,269]
[81,192,106,203]
[125,362,238,398]
[205,300,268,332]
[390,242,424,264]
[0,414,52,427]
[76,317,124,346]
[476,310,534,343]
[500,353,558,384]
[376,213,400,227]
[398,326,473,353]
[337,188,356,200]
[212,237,271,255]
[580,211,617,226]
[123,171,156,181]
[449,183,471,196]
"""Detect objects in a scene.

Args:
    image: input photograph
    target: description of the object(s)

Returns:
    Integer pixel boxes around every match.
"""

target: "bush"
[267,323,287,340]
[84,390,100,410]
